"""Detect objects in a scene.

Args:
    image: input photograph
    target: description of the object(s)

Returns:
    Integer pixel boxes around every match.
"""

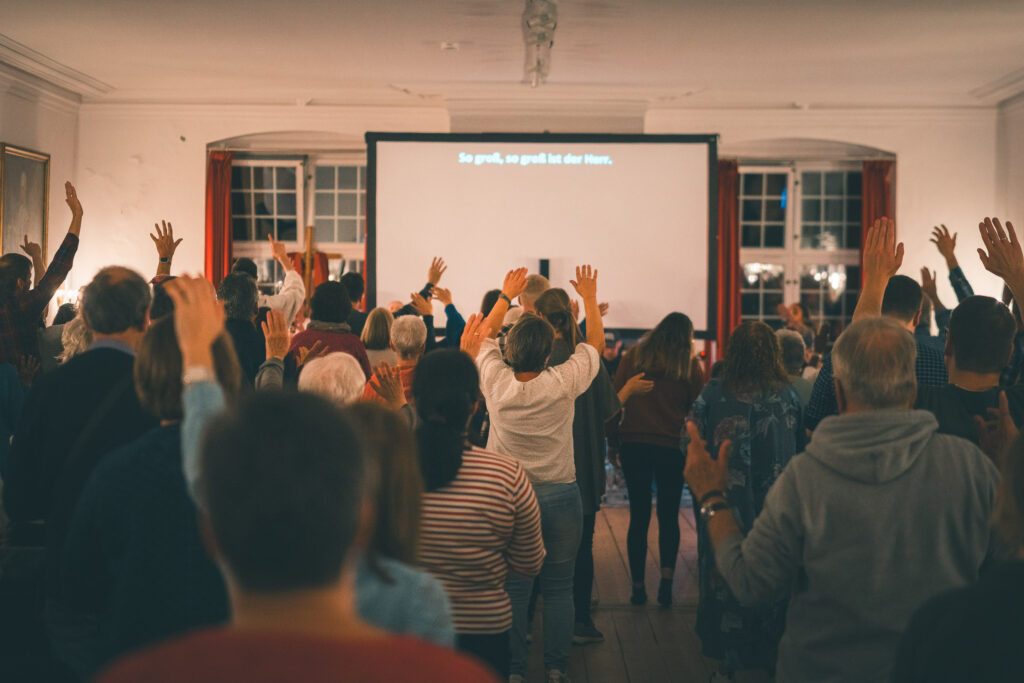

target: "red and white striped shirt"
[418,448,545,634]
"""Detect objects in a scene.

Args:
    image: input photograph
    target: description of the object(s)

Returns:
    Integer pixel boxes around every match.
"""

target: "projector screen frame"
[364,132,719,340]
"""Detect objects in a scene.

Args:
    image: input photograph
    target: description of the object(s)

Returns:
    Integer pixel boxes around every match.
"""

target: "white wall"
[0,63,79,261]
[997,95,1024,233]
[72,104,450,286]
[646,107,1002,305]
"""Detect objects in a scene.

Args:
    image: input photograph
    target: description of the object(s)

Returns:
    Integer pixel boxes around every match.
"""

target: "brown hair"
[346,402,423,565]
[631,312,696,382]
[994,434,1024,552]
[722,321,789,396]
[361,307,394,351]
[534,288,580,346]
[134,316,243,420]
[504,314,555,373]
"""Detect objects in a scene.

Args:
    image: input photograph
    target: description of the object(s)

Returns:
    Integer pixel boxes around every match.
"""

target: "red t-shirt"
[98,628,498,683]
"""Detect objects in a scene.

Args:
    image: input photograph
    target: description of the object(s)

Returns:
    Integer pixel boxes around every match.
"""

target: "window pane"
[825,199,844,221]
[315,192,334,216]
[765,174,786,196]
[765,198,785,222]
[742,174,762,195]
[820,225,843,250]
[846,172,862,195]
[231,192,251,215]
[314,218,335,243]
[255,218,274,240]
[742,199,762,222]
[802,199,820,221]
[762,266,784,290]
[276,193,296,217]
[254,193,274,216]
[764,224,785,248]
[825,172,844,195]
[801,224,819,249]
[741,224,761,248]
[763,293,784,314]
[253,168,275,190]
[338,193,358,216]
[358,193,365,217]
[847,223,862,249]
[277,218,297,241]
[276,167,296,190]
[232,218,250,241]
[338,167,358,190]
[800,267,819,289]
[801,292,822,316]
[231,166,250,190]
[338,219,358,242]
[741,293,760,316]
[802,172,821,195]
[315,166,335,189]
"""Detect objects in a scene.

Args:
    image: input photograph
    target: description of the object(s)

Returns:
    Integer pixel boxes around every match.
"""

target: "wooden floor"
[525,505,717,683]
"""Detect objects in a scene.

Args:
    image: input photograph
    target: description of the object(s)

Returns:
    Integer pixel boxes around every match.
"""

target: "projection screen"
[366,133,718,336]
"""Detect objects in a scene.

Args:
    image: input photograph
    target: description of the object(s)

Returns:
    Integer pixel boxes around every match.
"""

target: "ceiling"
[1,0,1023,110]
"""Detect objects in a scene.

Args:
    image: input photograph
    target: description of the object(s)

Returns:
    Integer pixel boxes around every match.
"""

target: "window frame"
[230,158,305,259]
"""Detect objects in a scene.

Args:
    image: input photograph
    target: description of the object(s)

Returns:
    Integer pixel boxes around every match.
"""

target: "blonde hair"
[60,314,93,363]
[298,353,367,407]
[361,307,394,351]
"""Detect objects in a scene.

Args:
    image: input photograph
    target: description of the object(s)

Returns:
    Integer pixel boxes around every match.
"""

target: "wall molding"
[0,60,81,115]
[0,33,111,97]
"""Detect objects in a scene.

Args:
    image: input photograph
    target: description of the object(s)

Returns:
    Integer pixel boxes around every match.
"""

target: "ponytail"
[535,288,581,346]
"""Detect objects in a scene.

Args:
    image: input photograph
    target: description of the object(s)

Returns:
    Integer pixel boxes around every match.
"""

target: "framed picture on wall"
[0,144,50,261]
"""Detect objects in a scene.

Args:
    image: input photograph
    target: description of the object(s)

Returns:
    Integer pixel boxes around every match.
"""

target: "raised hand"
[501,267,529,300]
[920,267,938,301]
[19,235,42,260]
[64,181,82,218]
[369,363,407,410]
[975,391,1019,461]
[863,218,904,283]
[164,276,225,369]
[978,217,1023,285]
[570,299,580,321]
[428,257,447,286]
[599,302,610,318]
[268,234,290,264]
[151,220,183,260]
[683,421,731,502]
[570,264,599,301]
[460,313,491,357]
[261,309,291,360]
[930,224,959,269]
[16,355,40,387]
[433,286,453,307]
[296,340,327,369]
[411,292,433,316]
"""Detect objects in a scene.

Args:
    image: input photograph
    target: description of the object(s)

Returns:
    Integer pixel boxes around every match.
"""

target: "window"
[739,164,863,333]
[229,156,367,293]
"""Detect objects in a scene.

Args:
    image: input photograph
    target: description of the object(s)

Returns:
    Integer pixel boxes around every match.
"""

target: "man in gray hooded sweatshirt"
[685,315,999,683]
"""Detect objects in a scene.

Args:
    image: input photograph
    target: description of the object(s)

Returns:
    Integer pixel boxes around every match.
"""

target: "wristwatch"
[700,498,731,522]
[499,292,512,305]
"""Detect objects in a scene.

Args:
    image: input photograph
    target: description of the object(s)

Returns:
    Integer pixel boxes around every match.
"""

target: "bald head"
[519,274,550,312]
[833,317,917,412]
[81,266,151,334]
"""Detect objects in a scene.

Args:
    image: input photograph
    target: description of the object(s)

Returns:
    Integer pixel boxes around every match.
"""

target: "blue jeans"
[507,481,582,676]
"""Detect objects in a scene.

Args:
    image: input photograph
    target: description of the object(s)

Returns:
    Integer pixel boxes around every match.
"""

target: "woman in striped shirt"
[414,348,546,679]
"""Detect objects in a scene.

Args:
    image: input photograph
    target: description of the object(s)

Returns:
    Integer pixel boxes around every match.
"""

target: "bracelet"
[159,257,170,264]
[499,293,512,305]
[697,489,727,507]
[700,500,732,522]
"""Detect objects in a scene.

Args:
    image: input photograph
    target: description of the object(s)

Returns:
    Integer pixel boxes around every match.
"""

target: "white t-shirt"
[476,338,601,484]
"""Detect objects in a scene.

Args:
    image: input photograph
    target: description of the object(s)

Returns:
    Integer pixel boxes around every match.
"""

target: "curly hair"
[722,321,789,397]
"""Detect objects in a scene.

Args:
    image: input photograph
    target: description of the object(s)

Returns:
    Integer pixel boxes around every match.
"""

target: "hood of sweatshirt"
[803,409,939,484]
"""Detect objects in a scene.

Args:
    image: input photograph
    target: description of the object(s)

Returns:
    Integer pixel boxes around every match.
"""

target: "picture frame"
[0,143,50,262]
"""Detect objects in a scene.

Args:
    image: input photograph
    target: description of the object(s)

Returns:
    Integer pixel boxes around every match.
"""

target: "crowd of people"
[0,182,1021,683]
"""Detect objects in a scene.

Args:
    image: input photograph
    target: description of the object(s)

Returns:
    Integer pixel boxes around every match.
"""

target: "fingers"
[895,242,905,270]
[1008,220,1019,248]
[718,439,732,467]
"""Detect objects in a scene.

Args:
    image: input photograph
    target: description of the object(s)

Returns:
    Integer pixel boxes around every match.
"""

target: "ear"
[834,378,848,415]
[911,309,922,328]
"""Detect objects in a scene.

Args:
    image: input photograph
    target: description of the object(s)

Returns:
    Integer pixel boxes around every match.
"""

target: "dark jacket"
[224,318,265,386]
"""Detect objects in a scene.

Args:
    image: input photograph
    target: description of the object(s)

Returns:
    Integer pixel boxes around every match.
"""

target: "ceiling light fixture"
[522,0,558,88]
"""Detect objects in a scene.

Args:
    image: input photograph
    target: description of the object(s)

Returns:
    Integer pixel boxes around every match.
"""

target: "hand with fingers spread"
[683,422,731,502]
[978,217,1024,297]
[460,313,491,357]
[369,363,407,410]
[920,267,945,311]
[599,302,610,318]
[428,257,447,286]
[930,225,959,270]
[296,340,328,369]
[975,391,1019,461]
[501,268,529,301]
[164,276,226,370]
[433,287,453,307]
[853,217,903,321]
[570,264,599,301]
[151,220,183,276]
[571,264,605,353]
[411,292,433,317]
[261,309,291,361]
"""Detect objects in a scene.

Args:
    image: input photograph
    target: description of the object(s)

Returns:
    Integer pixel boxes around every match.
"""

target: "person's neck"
[948,368,1001,392]
[229,579,382,641]
[92,330,142,352]
[514,371,542,382]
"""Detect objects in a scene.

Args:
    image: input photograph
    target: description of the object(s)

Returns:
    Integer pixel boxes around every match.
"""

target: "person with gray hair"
[363,315,426,406]
[776,328,813,406]
[298,352,367,407]
[684,315,1000,683]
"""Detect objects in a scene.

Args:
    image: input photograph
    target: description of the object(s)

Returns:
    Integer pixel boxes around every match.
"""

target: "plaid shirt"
[0,233,79,364]
[806,336,949,430]
[949,266,974,303]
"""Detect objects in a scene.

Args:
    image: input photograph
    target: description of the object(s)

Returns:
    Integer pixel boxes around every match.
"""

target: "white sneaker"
[547,671,571,683]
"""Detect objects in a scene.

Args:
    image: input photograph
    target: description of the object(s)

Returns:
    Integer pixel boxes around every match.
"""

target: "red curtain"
[204,150,234,284]
[861,160,896,282]
[716,159,741,358]
[289,252,330,292]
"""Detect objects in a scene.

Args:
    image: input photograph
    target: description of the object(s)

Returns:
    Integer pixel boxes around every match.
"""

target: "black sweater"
[59,425,229,676]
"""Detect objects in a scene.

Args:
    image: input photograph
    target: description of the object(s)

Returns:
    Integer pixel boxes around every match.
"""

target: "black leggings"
[457,631,509,678]
[573,512,597,623]
[620,442,685,584]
